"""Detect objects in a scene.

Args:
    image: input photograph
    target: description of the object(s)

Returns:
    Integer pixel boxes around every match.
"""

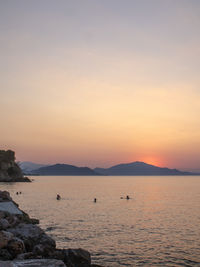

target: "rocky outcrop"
[0,259,67,267]
[0,150,30,182]
[0,191,103,267]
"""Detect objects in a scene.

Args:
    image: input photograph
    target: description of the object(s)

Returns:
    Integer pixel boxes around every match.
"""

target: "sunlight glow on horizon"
[0,1,200,170]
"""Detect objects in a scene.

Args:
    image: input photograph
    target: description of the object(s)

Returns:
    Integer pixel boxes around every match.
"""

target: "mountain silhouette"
[19,161,48,173]
[94,161,194,175]
[32,164,98,176]
[31,161,198,176]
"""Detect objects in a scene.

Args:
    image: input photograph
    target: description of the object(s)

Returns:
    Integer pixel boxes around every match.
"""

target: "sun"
[140,157,164,167]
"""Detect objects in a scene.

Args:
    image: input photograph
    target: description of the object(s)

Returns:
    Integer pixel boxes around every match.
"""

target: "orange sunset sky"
[0,1,200,170]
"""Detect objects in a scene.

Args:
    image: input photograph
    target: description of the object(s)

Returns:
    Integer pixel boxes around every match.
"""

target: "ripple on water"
[1,176,200,266]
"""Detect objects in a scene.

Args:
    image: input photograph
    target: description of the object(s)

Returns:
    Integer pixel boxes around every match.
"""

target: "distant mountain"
[32,164,99,176]
[19,161,48,173]
[180,168,200,173]
[94,161,195,175]
[25,161,198,176]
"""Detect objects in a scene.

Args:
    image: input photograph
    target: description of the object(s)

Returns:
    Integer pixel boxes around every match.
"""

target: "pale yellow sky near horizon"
[0,1,200,169]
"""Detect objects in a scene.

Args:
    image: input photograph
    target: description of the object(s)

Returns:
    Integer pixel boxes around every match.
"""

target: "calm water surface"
[1,176,200,266]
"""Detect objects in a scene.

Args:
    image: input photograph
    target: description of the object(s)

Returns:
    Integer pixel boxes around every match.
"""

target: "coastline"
[0,150,31,183]
[0,190,103,267]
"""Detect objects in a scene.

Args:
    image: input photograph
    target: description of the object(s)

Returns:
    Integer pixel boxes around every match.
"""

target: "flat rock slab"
[0,202,22,215]
[0,259,66,267]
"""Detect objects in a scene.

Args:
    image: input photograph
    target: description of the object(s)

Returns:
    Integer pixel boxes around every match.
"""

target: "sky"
[0,0,200,170]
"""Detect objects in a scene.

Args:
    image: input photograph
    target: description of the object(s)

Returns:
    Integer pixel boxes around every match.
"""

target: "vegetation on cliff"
[0,150,30,182]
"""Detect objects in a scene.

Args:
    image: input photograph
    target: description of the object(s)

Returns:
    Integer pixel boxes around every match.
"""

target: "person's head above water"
[56,194,61,200]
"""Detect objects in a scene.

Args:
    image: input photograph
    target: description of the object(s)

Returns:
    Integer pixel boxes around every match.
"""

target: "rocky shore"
[0,191,103,267]
[0,150,30,183]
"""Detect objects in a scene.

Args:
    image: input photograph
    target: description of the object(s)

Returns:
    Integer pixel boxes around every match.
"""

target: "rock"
[0,191,101,266]
[0,249,13,260]
[0,218,10,230]
[51,248,92,266]
[29,218,39,225]
[0,202,23,215]
[39,234,56,248]
[0,259,66,267]
[8,224,43,241]
[0,212,5,219]
[63,248,91,267]
[0,191,12,201]
[16,212,39,225]
[7,237,25,256]
[7,224,55,252]
[0,150,31,182]
[50,249,65,262]
[16,252,35,260]
[6,215,19,228]
[0,231,14,249]
[32,244,46,256]
[17,253,42,260]
[33,243,55,258]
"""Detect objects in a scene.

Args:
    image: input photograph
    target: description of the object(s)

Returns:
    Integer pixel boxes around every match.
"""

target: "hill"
[19,161,48,173]
[32,164,99,176]
[94,161,195,176]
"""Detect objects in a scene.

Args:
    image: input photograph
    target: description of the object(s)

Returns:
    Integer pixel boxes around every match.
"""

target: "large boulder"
[0,218,10,230]
[0,231,14,249]
[0,202,23,216]
[33,243,55,258]
[48,248,92,267]
[7,237,25,256]
[63,248,91,267]
[0,249,12,261]
[7,224,43,241]
[0,191,12,201]
[7,224,56,253]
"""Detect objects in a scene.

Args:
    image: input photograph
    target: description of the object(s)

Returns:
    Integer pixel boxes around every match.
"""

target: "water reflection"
[1,176,200,266]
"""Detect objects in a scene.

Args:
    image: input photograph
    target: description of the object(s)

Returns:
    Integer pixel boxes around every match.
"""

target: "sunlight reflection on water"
[1,176,200,266]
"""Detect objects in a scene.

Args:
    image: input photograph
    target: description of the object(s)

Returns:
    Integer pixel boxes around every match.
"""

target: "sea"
[1,176,200,266]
